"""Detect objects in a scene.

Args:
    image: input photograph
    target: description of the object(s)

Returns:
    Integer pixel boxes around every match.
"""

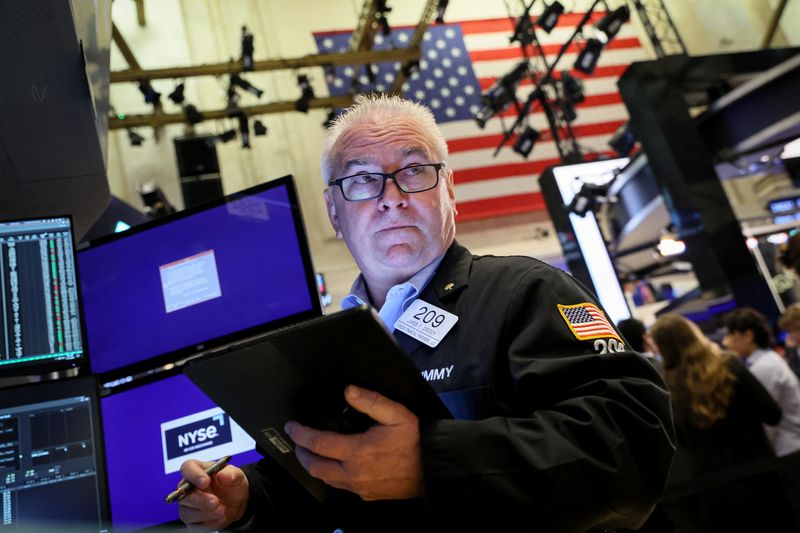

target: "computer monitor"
[0,216,86,376]
[0,376,109,531]
[77,176,322,377]
[99,371,262,530]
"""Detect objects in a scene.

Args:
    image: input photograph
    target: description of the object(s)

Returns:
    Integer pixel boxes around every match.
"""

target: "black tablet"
[183,305,452,502]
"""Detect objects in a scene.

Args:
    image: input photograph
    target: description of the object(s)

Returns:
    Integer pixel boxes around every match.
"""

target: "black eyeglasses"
[329,163,444,201]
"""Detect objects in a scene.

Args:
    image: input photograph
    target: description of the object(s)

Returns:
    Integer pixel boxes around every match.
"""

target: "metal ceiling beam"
[390,0,437,94]
[110,95,355,129]
[110,47,422,83]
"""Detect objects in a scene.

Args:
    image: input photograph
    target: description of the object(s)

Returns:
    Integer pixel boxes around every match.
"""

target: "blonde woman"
[650,314,798,531]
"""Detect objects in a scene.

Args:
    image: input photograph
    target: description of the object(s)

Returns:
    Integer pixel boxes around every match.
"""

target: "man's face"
[785,320,800,343]
[323,116,456,285]
[722,329,755,358]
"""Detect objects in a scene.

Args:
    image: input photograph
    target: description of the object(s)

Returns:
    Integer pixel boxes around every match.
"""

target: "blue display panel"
[78,176,321,376]
[100,372,262,530]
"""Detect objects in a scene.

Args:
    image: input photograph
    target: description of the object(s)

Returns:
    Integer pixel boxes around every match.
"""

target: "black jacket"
[239,242,676,532]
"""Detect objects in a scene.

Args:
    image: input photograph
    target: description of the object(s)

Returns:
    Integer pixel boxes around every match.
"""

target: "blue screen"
[78,179,318,374]
[100,373,263,530]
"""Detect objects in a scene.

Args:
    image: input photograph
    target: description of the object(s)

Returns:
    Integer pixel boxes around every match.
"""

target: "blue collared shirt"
[342,255,445,332]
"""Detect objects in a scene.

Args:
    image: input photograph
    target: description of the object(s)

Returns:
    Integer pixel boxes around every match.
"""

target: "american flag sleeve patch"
[557,303,621,341]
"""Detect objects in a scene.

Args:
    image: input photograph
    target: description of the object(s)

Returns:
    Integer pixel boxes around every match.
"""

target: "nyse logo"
[164,413,232,460]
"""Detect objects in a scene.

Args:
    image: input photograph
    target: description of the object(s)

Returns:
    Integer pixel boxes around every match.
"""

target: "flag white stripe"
[449,132,614,168]
[455,175,540,202]
[468,48,648,79]
[439,103,629,140]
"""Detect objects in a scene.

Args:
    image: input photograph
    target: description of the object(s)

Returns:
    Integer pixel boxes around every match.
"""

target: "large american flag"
[313,12,647,222]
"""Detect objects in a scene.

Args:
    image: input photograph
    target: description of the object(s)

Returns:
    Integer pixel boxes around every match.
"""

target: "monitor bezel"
[0,374,110,531]
[0,214,90,378]
[78,175,323,381]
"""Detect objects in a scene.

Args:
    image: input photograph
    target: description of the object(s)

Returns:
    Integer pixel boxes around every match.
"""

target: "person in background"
[617,317,662,373]
[650,313,798,531]
[778,303,800,379]
[174,95,676,532]
[723,307,800,457]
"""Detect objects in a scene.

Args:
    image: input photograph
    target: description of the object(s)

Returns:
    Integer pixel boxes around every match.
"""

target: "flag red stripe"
[457,13,609,35]
[477,65,630,89]
[455,192,546,222]
[448,119,625,153]
[492,93,624,120]
[469,37,642,62]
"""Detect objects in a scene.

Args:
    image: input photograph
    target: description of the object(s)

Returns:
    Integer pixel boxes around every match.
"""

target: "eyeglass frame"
[328,163,445,202]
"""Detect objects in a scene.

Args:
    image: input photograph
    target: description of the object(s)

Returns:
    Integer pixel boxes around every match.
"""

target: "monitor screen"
[78,176,321,376]
[0,216,85,376]
[100,372,262,530]
[0,376,108,531]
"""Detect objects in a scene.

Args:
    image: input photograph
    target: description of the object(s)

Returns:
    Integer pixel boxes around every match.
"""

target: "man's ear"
[446,168,458,217]
[323,188,343,239]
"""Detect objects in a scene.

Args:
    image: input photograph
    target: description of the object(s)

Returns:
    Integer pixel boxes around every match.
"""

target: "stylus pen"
[165,455,232,504]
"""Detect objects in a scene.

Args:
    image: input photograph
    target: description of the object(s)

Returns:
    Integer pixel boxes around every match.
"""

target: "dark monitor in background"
[77,176,322,378]
[0,216,86,377]
[0,0,110,240]
[100,371,261,530]
[0,376,109,531]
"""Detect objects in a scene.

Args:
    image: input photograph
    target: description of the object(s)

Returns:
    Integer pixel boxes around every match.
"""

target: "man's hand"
[177,460,250,531]
[285,384,426,501]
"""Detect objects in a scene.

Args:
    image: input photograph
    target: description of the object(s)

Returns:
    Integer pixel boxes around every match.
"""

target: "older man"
[177,95,675,532]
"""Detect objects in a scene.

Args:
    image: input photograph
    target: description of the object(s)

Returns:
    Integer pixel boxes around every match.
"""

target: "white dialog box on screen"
[159,250,222,313]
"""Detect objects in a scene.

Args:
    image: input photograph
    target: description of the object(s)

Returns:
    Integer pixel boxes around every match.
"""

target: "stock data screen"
[0,377,108,530]
[0,217,84,375]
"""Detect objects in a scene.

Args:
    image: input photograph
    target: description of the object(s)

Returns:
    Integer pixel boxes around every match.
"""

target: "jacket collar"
[392,240,471,355]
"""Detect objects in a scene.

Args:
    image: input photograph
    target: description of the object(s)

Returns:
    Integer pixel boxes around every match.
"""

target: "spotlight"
[560,100,577,123]
[127,128,145,146]
[560,70,584,104]
[138,181,176,218]
[230,74,264,98]
[536,1,564,33]
[402,60,420,77]
[241,26,254,71]
[435,0,448,24]
[322,108,342,129]
[138,82,161,105]
[237,114,251,149]
[217,129,237,143]
[365,63,377,84]
[184,104,205,125]
[609,122,636,156]
[376,13,391,36]
[512,126,540,158]
[509,15,535,46]
[294,74,315,113]
[657,231,686,257]
[168,82,185,105]
[595,5,630,44]
[573,37,603,75]
[473,62,528,128]
[566,182,610,217]
[253,119,268,136]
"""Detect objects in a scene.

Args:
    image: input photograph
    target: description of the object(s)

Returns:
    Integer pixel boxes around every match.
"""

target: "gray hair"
[320,94,449,184]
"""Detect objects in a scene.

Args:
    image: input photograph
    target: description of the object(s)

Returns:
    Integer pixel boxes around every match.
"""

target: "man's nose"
[379,177,409,209]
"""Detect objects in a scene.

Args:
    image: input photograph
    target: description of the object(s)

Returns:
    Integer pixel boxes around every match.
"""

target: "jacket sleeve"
[419,264,676,532]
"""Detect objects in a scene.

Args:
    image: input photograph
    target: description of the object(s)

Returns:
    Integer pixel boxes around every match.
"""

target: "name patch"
[395,299,458,348]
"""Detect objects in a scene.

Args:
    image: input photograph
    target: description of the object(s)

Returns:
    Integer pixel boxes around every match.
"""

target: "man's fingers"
[295,445,348,483]
[178,459,215,490]
[284,421,354,460]
[344,384,411,425]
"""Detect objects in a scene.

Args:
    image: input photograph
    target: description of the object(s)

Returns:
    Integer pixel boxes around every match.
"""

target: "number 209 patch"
[395,299,458,348]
